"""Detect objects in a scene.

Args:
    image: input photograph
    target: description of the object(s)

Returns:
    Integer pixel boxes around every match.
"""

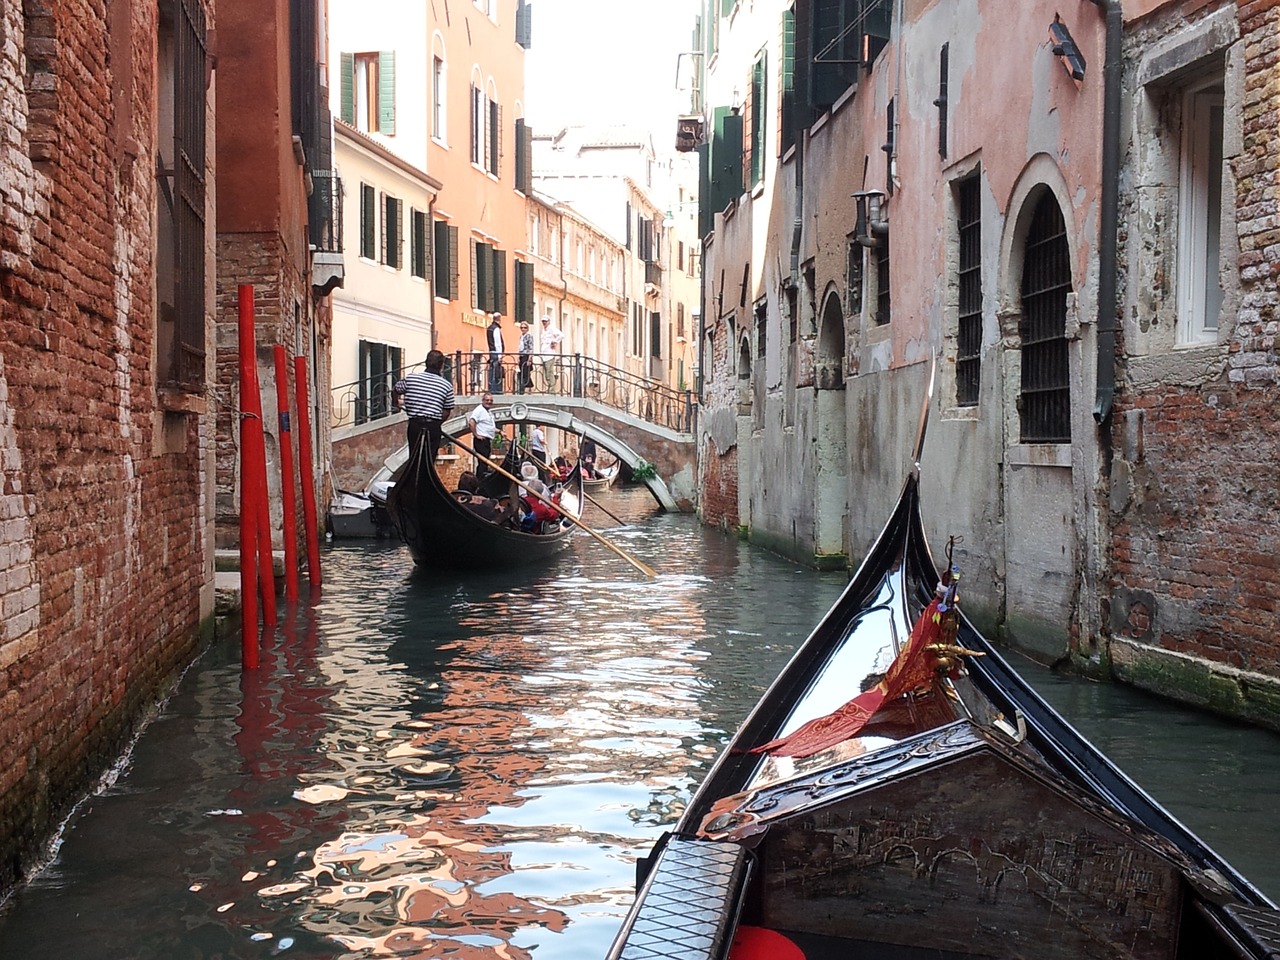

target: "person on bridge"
[393,349,454,459]
[539,313,564,391]
[517,321,535,392]
[467,392,497,477]
[486,313,505,393]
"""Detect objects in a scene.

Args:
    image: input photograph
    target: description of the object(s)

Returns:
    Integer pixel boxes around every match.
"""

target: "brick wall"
[1108,2,1280,709]
[0,1,214,893]
[700,439,740,530]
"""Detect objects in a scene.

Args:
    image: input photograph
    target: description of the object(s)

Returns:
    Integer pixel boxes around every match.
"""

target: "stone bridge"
[331,393,698,511]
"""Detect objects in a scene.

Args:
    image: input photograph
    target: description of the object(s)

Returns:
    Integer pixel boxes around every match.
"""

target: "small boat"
[607,469,1278,960]
[581,462,619,493]
[384,438,582,569]
[327,482,396,539]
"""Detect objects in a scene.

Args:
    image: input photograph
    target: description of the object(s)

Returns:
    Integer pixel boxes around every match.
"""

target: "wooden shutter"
[472,240,484,309]
[448,225,460,299]
[493,248,507,315]
[378,51,396,135]
[625,201,632,249]
[489,100,501,175]
[340,52,354,124]
[516,0,533,48]
[780,8,796,153]
[360,183,376,259]
[515,260,534,322]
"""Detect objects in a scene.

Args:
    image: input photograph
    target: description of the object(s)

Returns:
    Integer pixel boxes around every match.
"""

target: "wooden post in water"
[294,355,322,592]
[237,286,261,668]
[273,346,299,603]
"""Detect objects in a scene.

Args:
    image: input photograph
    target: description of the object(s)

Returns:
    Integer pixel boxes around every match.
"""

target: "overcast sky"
[523,0,700,144]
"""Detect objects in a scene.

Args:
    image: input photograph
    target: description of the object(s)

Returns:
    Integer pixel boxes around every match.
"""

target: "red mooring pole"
[273,345,300,603]
[237,286,261,668]
[294,355,322,592]
[240,291,277,629]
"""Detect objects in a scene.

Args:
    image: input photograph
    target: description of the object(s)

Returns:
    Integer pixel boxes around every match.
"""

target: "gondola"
[607,469,1278,960]
[581,462,619,493]
[383,437,582,569]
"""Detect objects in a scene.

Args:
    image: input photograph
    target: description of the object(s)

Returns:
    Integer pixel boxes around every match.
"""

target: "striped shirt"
[394,370,454,419]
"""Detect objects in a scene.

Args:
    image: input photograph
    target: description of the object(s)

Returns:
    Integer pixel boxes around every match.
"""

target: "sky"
[523,0,701,146]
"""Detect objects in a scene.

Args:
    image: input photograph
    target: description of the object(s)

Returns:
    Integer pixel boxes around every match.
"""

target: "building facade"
[328,0,534,366]
[330,122,441,430]
[0,0,217,892]
[693,0,1278,726]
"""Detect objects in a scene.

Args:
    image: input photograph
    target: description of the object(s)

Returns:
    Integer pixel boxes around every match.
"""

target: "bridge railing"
[331,352,697,434]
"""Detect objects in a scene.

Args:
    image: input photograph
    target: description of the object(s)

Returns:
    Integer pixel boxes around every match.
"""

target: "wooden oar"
[447,434,656,579]
[522,450,627,526]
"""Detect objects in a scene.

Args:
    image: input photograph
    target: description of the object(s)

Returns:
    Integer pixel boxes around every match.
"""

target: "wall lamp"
[853,190,888,248]
[1049,15,1086,85]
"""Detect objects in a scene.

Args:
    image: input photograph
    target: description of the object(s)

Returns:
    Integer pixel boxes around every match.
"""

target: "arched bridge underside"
[333,395,697,512]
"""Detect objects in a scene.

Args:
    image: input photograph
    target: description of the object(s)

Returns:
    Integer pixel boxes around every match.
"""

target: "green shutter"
[493,248,507,315]
[448,225,460,300]
[340,53,354,124]
[360,183,376,259]
[780,8,796,152]
[515,261,534,322]
[378,51,396,135]
[472,240,484,309]
[516,0,532,48]
[433,220,449,293]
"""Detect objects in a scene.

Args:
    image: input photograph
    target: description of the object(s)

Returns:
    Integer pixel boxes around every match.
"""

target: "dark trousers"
[488,354,503,392]
[407,417,444,458]
[474,436,492,475]
[519,357,533,391]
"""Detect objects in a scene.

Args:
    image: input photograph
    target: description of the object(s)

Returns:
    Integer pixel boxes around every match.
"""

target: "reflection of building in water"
[235,608,569,957]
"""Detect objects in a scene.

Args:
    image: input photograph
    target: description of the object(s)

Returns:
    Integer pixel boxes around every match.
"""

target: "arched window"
[1018,193,1071,442]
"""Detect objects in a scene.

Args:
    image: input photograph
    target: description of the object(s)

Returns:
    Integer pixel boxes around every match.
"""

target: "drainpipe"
[1091,0,1122,425]
[790,139,804,281]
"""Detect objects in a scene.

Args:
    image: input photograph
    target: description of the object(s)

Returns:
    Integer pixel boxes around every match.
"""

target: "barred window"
[955,175,982,406]
[874,229,890,326]
[1019,193,1071,442]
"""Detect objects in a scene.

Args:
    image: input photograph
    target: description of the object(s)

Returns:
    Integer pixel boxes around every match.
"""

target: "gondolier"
[392,349,454,458]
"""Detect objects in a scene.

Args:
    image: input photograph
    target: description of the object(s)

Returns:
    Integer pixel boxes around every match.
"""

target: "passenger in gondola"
[579,436,598,479]
[553,456,572,482]
[519,480,562,534]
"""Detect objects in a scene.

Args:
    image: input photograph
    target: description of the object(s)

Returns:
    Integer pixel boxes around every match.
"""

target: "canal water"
[2,485,1278,959]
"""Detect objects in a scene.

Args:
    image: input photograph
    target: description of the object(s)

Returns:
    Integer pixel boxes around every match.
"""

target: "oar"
[446,434,656,579]
[522,449,627,527]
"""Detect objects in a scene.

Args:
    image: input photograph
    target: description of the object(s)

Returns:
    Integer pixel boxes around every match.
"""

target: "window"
[749,48,767,186]
[381,194,403,269]
[357,340,402,424]
[431,56,446,141]
[487,97,501,176]
[1177,74,1224,345]
[156,0,207,387]
[340,51,396,135]
[411,209,429,280]
[359,183,377,260]
[1019,193,1071,442]
[471,240,506,313]
[470,84,484,165]
[677,302,686,340]
[846,238,863,317]
[434,220,459,300]
[955,175,982,406]
[810,0,891,118]
[650,311,662,359]
[874,229,890,325]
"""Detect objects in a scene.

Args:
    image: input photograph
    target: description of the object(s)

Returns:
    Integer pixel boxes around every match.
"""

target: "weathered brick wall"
[700,439,740,530]
[214,236,312,552]
[0,1,214,893]
[1108,1,1280,721]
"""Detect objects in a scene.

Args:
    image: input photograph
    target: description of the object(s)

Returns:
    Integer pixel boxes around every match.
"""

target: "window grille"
[1019,194,1071,442]
[875,229,890,325]
[956,175,981,406]
[171,0,207,387]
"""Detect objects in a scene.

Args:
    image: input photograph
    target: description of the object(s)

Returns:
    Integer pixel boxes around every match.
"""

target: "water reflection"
[1,485,1277,960]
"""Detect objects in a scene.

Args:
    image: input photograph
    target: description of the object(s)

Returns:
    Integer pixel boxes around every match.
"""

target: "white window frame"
[1176,75,1225,346]
[431,55,447,144]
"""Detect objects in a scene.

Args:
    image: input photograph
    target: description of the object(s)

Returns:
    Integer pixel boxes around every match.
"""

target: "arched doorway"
[814,291,848,565]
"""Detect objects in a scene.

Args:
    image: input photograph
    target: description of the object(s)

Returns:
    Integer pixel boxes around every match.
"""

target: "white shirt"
[530,424,547,453]
[467,403,497,439]
[539,322,564,353]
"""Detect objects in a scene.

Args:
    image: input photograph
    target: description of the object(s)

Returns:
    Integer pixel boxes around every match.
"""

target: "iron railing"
[331,352,697,434]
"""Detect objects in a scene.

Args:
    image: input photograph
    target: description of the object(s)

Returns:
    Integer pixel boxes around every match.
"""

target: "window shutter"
[448,225,460,299]
[378,51,396,135]
[625,201,632,249]
[340,53,354,124]
[709,107,744,214]
[360,183,376,259]
[521,119,533,191]
[516,0,533,48]
[650,311,662,359]
[472,240,483,309]
[515,260,534,322]
[779,8,796,153]
[433,220,449,293]
[514,118,527,192]
[379,193,388,264]
[493,248,507,315]
[489,100,501,176]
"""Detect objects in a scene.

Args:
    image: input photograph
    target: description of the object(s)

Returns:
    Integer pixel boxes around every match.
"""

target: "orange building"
[329,0,535,368]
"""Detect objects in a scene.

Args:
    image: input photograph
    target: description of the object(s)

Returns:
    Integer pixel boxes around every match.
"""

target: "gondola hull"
[606,473,1278,960]
[384,439,580,569]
